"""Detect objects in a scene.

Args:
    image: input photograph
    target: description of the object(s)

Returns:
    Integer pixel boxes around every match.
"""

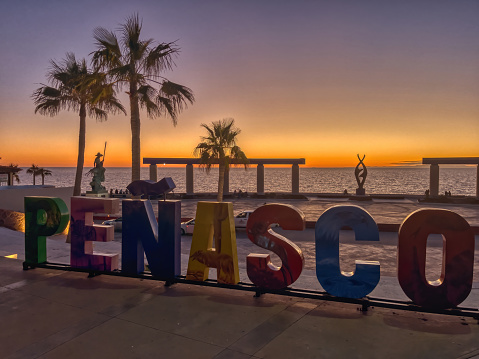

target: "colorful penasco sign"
[24,196,475,310]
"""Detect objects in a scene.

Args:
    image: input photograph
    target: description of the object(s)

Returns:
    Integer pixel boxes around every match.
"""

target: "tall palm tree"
[194,118,248,202]
[36,168,52,185]
[27,164,39,185]
[92,14,195,182]
[33,53,126,196]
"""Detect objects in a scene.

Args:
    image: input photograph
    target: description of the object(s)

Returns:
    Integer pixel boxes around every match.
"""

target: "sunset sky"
[0,0,478,168]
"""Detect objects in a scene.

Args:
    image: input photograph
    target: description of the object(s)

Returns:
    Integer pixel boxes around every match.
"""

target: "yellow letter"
[186,202,239,284]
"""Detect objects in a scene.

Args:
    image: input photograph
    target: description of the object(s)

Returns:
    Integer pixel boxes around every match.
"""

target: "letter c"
[315,205,380,299]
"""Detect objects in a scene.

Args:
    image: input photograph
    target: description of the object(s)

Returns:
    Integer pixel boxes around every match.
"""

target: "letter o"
[398,209,474,309]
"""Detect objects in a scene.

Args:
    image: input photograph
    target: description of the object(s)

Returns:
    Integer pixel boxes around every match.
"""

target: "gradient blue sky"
[1,0,478,167]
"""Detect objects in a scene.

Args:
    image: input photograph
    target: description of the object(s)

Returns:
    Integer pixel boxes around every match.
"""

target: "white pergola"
[143,157,306,195]
[422,157,479,198]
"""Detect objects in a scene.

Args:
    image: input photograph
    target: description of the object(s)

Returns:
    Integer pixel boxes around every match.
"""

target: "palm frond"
[26,164,39,174]
[156,96,176,124]
[144,41,178,74]
[194,118,247,167]
[109,63,132,81]
[89,107,108,121]
[137,85,160,117]
[92,27,123,70]
[155,81,194,123]
[121,14,148,63]
[33,53,124,121]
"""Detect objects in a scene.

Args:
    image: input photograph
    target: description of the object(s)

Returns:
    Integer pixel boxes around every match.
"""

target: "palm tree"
[8,163,21,184]
[36,168,52,185]
[27,164,39,185]
[33,53,125,196]
[194,118,248,202]
[92,14,195,182]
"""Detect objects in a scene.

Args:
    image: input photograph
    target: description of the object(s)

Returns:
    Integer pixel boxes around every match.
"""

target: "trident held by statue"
[103,141,107,161]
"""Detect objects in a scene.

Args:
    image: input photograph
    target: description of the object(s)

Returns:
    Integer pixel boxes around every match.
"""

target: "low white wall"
[0,186,74,212]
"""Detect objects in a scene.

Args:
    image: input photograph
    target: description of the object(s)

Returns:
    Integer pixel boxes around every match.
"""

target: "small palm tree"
[33,53,125,196]
[27,164,39,185]
[8,163,21,184]
[92,14,194,182]
[36,168,52,185]
[194,118,248,202]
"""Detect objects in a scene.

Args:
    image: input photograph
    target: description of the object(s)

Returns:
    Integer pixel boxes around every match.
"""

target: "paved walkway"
[1,198,479,358]
[1,254,479,359]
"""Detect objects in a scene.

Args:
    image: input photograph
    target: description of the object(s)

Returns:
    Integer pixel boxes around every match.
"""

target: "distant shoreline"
[13,165,478,169]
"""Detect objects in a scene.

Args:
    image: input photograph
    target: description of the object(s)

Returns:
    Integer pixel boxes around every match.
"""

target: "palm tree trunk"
[217,161,225,202]
[42,174,45,185]
[33,174,36,186]
[73,105,86,196]
[130,81,141,182]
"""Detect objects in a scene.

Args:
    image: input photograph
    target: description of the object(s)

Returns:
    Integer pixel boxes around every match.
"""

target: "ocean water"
[14,166,478,196]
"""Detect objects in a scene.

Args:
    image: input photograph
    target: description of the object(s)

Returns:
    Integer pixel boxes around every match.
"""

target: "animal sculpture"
[126,177,176,197]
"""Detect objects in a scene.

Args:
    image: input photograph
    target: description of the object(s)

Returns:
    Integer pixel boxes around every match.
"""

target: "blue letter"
[315,205,380,298]
[122,199,181,280]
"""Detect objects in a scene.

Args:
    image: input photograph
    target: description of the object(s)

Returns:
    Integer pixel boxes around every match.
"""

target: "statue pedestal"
[356,188,365,195]
[86,190,108,198]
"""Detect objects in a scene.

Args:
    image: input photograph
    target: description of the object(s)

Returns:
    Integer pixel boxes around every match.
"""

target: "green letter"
[24,196,69,264]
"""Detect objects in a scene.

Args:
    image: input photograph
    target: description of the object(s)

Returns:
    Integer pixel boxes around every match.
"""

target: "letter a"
[186,202,239,284]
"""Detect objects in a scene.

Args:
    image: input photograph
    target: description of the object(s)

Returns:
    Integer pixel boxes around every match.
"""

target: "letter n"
[122,199,181,280]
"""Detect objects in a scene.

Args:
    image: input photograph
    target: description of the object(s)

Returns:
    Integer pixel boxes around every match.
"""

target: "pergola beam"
[144,158,306,195]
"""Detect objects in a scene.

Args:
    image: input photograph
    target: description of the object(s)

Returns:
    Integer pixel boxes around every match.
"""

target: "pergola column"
[149,164,157,182]
[186,164,194,195]
[257,163,264,195]
[292,164,300,194]
[476,165,479,199]
[430,164,439,197]
[143,157,306,196]
[223,165,230,195]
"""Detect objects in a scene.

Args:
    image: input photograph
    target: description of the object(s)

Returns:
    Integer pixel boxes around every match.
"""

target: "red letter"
[246,204,305,289]
[398,209,474,309]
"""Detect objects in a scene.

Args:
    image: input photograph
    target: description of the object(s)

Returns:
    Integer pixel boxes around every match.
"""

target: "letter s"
[246,204,305,290]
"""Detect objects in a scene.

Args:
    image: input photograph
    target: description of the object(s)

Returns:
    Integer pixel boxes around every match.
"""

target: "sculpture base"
[356,188,366,195]
[349,195,372,201]
[86,190,108,198]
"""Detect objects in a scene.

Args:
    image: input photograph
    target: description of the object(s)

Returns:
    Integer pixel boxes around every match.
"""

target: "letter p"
[24,196,69,265]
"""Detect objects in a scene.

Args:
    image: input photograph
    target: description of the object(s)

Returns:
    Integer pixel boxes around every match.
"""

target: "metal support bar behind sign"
[22,261,479,320]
